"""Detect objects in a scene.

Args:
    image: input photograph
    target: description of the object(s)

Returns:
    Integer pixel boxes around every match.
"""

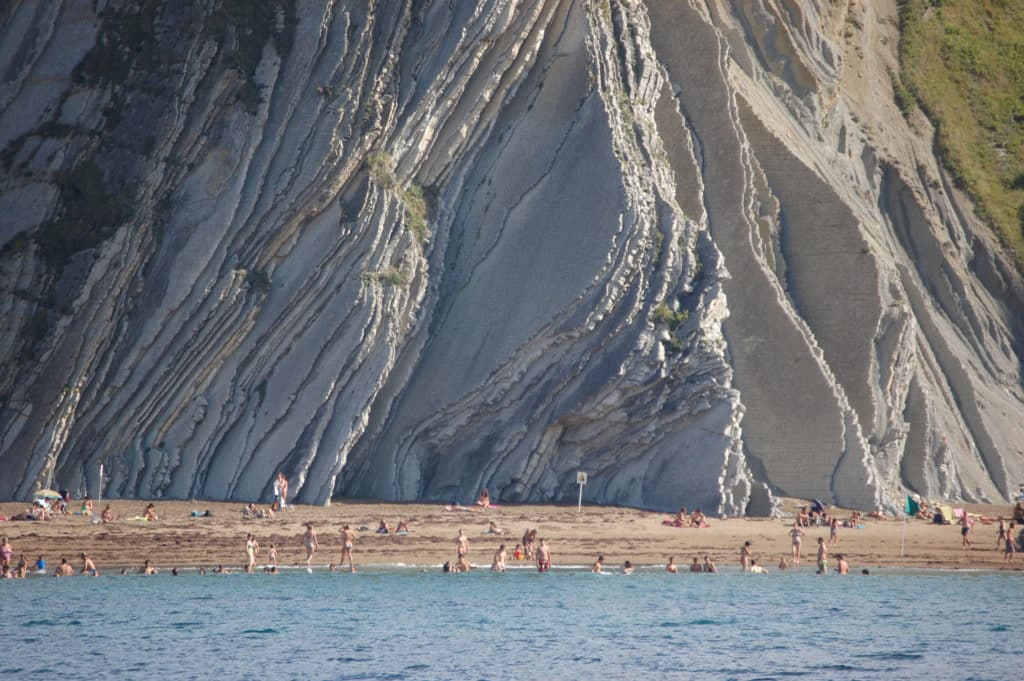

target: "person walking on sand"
[456,529,470,559]
[996,517,1008,550]
[303,522,319,567]
[523,528,537,559]
[268,543,278,570]
[245,533,259,573]
[536,538,551,573]
[666,556,678,573]
[79,552,99,576]
[340,524,357,572]
[960,512,973,549]
[740,541,753,571]
[829,516,839,547]
[789,523,804,564]
[816,537,828,574]
[491,544,507,572]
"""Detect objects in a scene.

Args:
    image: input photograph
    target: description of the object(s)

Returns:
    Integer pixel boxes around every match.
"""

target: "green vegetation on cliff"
[899,0,1024,263]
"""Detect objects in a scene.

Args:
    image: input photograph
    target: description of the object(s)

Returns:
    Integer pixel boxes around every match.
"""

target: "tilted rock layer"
[1,0,1021,513]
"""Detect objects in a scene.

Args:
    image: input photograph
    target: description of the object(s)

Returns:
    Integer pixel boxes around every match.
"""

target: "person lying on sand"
[377,519,391,534]
[484,521,509,536]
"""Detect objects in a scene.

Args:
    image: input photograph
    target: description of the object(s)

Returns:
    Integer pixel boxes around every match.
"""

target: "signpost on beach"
[576,471,587,513]
[93,464,104,524]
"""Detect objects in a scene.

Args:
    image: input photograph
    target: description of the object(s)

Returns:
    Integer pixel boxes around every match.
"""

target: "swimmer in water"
[689,556,702,573]
[749,560,769,574]
[666,556,678,573]
[141,559,158,575]
[622,560,635,575]
[79,552,99,576]
[593,555,605,573]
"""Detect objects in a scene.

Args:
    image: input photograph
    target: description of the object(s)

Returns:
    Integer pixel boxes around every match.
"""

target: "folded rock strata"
[0,0,1020,513]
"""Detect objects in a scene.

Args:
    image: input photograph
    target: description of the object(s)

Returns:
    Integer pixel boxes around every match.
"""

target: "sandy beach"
[1,497,1020,573]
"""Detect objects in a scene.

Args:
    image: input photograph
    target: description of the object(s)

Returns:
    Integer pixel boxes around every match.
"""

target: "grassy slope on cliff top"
[899,0,1024,263]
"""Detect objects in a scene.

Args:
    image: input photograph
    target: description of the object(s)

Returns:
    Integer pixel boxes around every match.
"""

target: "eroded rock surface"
[1,0,1021,513]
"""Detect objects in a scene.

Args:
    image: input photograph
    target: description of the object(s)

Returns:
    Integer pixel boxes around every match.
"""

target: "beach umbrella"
[33,489,61,500]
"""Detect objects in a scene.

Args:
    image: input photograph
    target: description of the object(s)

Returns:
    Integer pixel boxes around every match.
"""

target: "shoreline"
[2,498,1021,575]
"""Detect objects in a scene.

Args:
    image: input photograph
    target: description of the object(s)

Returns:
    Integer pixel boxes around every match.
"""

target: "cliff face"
[1,0,1021,513]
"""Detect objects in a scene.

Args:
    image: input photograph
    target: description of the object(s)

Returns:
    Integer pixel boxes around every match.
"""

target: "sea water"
[1,567,1019,680]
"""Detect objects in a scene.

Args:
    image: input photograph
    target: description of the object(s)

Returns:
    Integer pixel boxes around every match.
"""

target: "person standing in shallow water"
[816,537,828,574]
[245,533,259,573]
[740,541,753,571]
[491,544,507,572]
[339,524,357,572]
[536,538,551,573]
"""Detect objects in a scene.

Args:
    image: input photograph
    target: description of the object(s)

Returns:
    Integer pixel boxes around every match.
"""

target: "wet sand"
[1,497,1020,573]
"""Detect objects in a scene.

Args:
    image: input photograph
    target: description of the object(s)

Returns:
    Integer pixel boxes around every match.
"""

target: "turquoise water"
[1,567,1019,679]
